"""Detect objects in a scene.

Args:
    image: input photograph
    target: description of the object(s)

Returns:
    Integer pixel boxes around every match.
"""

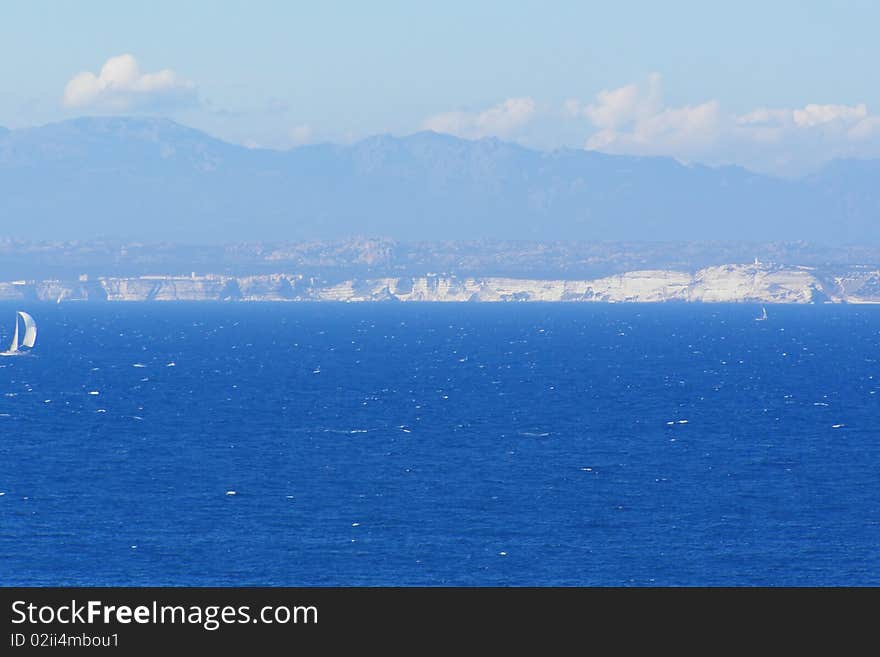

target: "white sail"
[18,311,36,348]
[7,316,19,352]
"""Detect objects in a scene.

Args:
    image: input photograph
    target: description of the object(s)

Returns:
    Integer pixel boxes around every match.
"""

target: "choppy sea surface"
[1,302,878,586]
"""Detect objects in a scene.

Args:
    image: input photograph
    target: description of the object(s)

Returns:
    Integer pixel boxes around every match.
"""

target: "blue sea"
[1,302,878,586]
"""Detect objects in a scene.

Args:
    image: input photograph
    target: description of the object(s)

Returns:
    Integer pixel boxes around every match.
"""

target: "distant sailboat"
[756,306,768,321]
[1,311,37,356]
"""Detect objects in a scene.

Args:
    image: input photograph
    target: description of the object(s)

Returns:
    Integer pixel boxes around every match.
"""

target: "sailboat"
[0,311,37,356]
[755,306,768,321]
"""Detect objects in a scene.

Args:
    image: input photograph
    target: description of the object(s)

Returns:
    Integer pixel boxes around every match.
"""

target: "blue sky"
[2,0,879,173]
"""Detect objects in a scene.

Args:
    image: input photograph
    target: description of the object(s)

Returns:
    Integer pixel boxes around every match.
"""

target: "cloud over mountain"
[565,74,880,174]
[423,97,536,139]
[62,54,197,112]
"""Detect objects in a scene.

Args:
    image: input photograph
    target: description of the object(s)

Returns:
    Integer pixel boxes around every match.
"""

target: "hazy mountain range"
[1,117,878,244]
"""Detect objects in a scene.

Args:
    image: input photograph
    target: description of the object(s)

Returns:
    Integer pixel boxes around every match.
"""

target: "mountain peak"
[43,115,216,141]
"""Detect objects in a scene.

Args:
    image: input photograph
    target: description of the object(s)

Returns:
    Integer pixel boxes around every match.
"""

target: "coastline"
[1,262,879,304]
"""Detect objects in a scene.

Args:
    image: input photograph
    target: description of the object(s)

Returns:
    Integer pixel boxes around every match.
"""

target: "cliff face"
[687,265,825,303]
[0,264,877,303]
[101,277,231,302]
[832,269,880,303]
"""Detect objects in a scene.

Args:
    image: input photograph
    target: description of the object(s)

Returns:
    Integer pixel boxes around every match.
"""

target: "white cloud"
[586,99,722,156]
[63,54,196,111]
[735,108,791,126]
[570,75,880,174]
[568,72,663,130]
[423,97,536,139]
[793,103,867,128]
[288,124,313,147]
[848,116,880,140]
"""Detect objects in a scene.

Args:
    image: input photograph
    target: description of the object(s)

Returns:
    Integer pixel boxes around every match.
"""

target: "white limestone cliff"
[1,263,877,303]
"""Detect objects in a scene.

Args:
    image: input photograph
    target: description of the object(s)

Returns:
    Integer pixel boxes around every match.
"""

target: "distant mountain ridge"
[0,117,877,243]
